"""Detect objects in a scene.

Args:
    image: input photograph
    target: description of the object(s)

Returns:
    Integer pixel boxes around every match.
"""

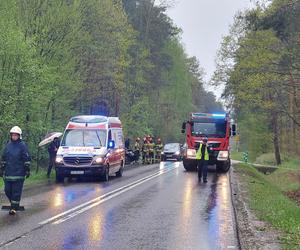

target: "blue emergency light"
[108,140,115,149]
[212,114,226,118]
[192,113,226,119]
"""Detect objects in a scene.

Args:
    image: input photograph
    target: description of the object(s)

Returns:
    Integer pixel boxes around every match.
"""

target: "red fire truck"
[181,113,236,172]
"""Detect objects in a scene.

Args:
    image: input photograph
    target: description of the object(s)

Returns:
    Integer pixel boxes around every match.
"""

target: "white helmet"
[10,126,22,136]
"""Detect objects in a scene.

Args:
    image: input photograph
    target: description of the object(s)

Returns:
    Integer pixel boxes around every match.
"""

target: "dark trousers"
[47,155,56,177]
[149,152,154,163]
[197,160,208,181]
[134,150,140,162]
[4,180,24,209]
[142,152,148,163]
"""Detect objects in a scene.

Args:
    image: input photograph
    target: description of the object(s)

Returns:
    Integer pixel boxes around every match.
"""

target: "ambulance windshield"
[61,129,107,147]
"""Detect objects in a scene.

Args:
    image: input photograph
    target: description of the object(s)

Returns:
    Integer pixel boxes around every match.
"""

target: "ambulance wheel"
[56,174,64,183]
[116,161,124,177]
[101,166,109,182]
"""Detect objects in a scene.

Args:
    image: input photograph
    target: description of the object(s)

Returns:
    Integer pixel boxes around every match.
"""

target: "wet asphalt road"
[0,162,238,250]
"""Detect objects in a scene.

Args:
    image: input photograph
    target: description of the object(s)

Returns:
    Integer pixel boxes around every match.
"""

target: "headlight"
[217,151,229,161]
[93,156,104,164]
[55,156,63,164]
[186,149,196,158]
[175,151,180,155]
[161,152,164,155]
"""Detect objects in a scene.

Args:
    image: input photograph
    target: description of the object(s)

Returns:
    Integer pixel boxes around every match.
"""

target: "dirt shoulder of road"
[230,165,283,250]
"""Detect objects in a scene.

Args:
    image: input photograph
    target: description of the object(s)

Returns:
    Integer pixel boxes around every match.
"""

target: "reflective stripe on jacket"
[1,139,31,178]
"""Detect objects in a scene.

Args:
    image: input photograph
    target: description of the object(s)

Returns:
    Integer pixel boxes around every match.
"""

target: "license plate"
[71,171,84,175]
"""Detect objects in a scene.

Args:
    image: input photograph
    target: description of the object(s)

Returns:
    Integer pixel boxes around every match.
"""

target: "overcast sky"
[167,0,253,97]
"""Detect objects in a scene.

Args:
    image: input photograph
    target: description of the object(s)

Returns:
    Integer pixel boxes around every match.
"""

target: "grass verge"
[0,168,55,189]
[231,151,244,161]
[235,163,300,249]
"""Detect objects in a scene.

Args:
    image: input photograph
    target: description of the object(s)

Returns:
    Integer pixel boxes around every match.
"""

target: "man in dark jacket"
[0,126,31,215]
[47,137,60,178]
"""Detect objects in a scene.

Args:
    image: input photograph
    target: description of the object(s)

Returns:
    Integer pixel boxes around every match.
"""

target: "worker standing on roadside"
[134,137,141,163]
[0,126,31,215]
[47,137,60,178]
[148,137,155,164]
[155,138,163,163]
[196,138,209,183]
[142,137,149,164]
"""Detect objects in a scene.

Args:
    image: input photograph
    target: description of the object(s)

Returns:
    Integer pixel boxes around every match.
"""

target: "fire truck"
[181,113,236,172]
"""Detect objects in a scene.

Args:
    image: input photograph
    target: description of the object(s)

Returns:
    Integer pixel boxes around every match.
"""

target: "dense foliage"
[0,0,222,162]
[213,0,300,164]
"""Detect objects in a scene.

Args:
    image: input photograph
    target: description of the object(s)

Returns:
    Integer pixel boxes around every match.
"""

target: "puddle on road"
[206,173,238,249]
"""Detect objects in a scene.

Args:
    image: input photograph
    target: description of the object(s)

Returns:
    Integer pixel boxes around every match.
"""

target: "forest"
[213,0,300,164]
[0,0,222,160]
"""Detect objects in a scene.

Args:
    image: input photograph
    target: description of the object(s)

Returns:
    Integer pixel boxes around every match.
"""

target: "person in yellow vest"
[196,138,209,183]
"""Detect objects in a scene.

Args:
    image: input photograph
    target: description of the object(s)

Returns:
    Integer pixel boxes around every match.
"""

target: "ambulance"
[55,115,125,182]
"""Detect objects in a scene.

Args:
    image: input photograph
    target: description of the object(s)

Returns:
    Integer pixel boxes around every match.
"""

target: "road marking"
[39,164,179,225]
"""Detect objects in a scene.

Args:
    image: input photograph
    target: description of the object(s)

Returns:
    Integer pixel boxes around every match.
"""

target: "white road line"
[39,164,179,226]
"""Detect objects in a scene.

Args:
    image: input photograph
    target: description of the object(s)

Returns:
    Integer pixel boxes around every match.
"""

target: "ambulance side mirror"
[108,140,115,149]
[181,122,186,134]
[231,124,237,136]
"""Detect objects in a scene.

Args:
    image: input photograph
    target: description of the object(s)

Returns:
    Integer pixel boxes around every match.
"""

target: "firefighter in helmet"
[155,138,163,163]
[0,126,31,215]
[134,137,141,163]
[142,137,149,164]
[148,137,155,164]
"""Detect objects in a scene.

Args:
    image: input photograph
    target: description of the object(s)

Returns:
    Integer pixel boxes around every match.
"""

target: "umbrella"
[38,132,63,147]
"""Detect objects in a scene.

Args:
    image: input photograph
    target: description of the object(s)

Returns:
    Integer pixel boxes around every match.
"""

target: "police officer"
[196,138,209,183]
[47,137,60,178]
[134,137,141,163]
[155,138,163,163]
[0,126,31,215]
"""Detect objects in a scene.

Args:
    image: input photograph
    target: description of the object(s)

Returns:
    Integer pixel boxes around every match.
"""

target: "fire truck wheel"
[183,165,196,172]
[216,160,231,173]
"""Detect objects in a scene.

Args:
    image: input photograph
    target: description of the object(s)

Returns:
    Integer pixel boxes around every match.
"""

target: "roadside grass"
[236,164,300,249]
[230,151,243,161]
[0,168,54,189]
[280,157,300,170]
[255,153,277,165]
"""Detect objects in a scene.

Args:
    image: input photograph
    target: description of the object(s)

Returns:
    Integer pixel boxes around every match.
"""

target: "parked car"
[161,143,183,161]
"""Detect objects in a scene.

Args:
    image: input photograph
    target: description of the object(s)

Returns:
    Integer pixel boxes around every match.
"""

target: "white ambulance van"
[55,115,125,182]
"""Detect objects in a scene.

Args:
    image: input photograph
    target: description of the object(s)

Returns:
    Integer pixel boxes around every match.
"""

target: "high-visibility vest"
[143,143,149,152]
[196,144,209,161]
[155,143,163,152]
[148,143,155,153]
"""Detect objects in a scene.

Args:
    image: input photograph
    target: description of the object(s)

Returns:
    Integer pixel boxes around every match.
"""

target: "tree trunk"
[272,112,281,165]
